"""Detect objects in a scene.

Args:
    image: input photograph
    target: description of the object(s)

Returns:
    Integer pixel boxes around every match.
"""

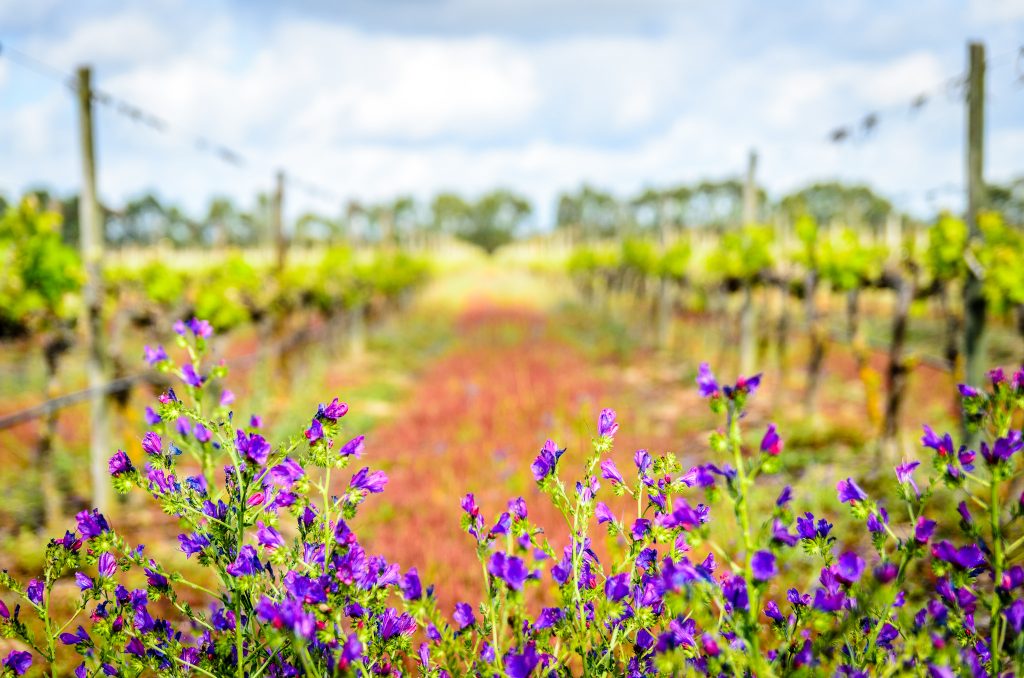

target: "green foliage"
[705,225,774,282]
[658,239,692,281]
[818,227,887,291]
[976,211,1024,311]
[0,197,82,335]
[925,212,968,283]
[619,238,659,277]
[194,255,262,331]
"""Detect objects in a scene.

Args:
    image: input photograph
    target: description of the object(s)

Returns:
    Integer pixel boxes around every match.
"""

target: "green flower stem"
[726,403,768,676]
[860,551,911,669]
[322,466,334,566]
[988,473,1004,673]
[480,556,502,667]
[43,585,56,677]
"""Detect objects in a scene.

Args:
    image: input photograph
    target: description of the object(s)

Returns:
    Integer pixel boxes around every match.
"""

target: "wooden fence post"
[962,41,987,423]
[77,65,110,515]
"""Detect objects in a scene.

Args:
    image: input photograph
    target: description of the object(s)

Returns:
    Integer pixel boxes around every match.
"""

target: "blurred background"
[1,0,1023,609]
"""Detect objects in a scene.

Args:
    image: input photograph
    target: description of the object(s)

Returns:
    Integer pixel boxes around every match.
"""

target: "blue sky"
[0,0,1022,225]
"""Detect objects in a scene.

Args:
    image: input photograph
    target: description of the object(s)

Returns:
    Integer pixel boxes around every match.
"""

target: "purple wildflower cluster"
[3,328,1024,676]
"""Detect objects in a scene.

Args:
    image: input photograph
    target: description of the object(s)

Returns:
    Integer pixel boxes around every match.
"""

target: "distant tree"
[555,185,622,240]
[684,180,744,229]
[780,182,892,231]
[455,189,532,254]
[109,193,165,246]
[630,186,693,239]
[988,178,1024,227]
[431,193,473,236]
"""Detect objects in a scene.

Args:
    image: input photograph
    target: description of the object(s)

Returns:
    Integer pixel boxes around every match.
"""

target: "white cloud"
[970,0,1024,22]
[0,1,1021,224]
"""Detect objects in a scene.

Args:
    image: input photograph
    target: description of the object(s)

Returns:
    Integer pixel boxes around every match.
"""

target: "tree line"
[1,177,1021,253]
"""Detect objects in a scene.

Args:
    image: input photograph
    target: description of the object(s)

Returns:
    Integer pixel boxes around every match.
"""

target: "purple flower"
[874,562,899,583]
[931,541,985,570]
[76,509,110,539]
[378,608,416,640]
[866,507,888,533]
[143,345,168,366]
[760,424,782,455]
[764,600,785,623]
[144,406,161,425]
[74,572,94,590]
[255,597,315,639]
[340,633,363,667]
[604,572,630,602]
[631,518,651,541]
[921,425,954,456]
[255,521,285,549]
[2,650,32,675]
[813,588,845,612]
[895,459,921,496]
[505,642,541,678]
[595,502,615,525]
[776,485,793,507]
[125,636,146,657]
[220,389,235,407]
[954,385,978,401]
[340,435,365,457]
[98,552,117,578]
[534,607,564,630]
[836,552,865,583]
[696,362,719,397]
[490,512,511,537]
[141,432,162,456]
[269,458,304,488]
[1005,599,1024,633]
[108,450,134,476]
[318,397,349,421]
[914,517,937,544]
[235,430,271,466]
[600,459,624,485]
[598,408,618,437]
[796,512,831,539]
[531,439,565,481]
[186,317,213,338]
[981,431,1024,465]
[226,545,263,577]
[145,466,178,495]
[508,497,527,520]
[177,532,209,558]
[453,602,475,630]
[681,465,715,488]
[634,448,652,474]
[722,575,748,611]
[771,519,798,547]
[350,467,388,493]
[735,373,762,396]
[751,551,777,581]
[144,563,168,589]
[26,579,43,605]
[304,418,324,443]
[489,552,529,591]
[193,423,212,444]
[836,478,867,503]
[60,626,90,646]
[181,364,204,388]
[401,568,423,600]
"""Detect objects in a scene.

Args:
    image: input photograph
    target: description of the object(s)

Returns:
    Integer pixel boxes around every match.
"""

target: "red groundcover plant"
[2,319,1023,677]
